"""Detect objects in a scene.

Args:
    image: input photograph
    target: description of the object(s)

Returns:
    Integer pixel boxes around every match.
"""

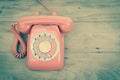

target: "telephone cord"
[11,24,27,58]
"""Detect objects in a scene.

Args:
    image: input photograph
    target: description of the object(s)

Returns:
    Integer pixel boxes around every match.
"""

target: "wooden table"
[0,0,120,80]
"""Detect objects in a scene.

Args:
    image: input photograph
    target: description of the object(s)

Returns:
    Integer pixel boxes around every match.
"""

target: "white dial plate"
[31,33,59,61]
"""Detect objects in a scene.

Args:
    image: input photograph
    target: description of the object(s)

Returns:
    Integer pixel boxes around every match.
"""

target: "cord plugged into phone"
[11,0,73,70]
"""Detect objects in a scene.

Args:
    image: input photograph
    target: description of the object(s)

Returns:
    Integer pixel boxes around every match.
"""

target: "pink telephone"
[11,1,73,70]
[11,13,73,70]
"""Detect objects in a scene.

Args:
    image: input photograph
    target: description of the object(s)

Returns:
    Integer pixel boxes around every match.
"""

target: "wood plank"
[1,0,120,6]
[0,0,120,3]
[0,1,120,21]
[0,21,120,53]
[0,53,120,80]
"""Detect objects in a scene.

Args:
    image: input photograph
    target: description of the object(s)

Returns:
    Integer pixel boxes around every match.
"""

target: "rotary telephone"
[11,0,73,70]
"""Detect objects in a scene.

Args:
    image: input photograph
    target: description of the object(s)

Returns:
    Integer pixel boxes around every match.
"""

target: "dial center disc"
[39,41,51,53]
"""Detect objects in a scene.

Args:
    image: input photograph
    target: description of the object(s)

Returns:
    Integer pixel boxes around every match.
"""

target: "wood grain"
[0,0,120,21]
[0,53,120,80]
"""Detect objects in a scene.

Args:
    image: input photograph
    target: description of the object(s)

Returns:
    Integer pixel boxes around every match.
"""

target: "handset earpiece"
[58,21,73,34]
[18,23,33,34]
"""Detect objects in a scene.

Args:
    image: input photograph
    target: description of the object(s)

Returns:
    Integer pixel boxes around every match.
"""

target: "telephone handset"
[18,15,73,34]
[11,1,73,70]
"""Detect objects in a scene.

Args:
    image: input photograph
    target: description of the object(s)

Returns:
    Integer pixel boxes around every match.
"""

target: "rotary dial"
[31,33,59,61]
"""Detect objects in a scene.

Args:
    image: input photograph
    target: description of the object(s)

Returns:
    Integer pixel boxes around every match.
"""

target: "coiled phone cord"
[11,24,27,58]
